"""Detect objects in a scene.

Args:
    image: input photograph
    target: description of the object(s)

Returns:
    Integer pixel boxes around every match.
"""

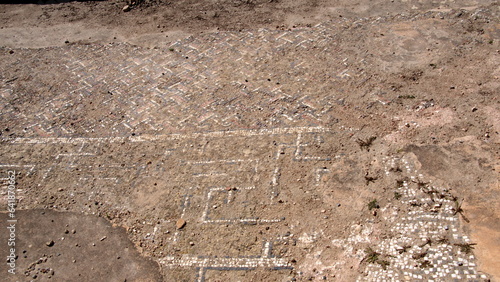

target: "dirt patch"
[0,0,498,48]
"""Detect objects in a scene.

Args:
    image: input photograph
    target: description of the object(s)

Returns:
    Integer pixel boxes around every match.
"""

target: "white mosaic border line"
[5,126,331,144]
[159,241,291,282]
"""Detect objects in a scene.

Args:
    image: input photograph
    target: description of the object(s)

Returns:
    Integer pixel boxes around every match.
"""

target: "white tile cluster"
[356,156,487,281]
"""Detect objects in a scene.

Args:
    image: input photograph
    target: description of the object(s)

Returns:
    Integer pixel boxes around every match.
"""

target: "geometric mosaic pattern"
[1,10,495,280]
[1,23,352,138]
[1,126,489,281]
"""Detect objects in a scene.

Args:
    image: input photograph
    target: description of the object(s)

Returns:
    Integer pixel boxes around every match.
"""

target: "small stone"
[189,241,194,246]
[122,5,131,12]
[46,240,55,247]
[372,210,377,216]
[208,11,218,18]
[100,236,107,241]
[176,218,186,230]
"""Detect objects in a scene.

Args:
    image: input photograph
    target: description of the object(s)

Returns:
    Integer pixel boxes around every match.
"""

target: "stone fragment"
[176,218,186,229]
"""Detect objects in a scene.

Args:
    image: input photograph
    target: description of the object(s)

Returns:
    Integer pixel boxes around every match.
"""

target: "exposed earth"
[0,0,499,281]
